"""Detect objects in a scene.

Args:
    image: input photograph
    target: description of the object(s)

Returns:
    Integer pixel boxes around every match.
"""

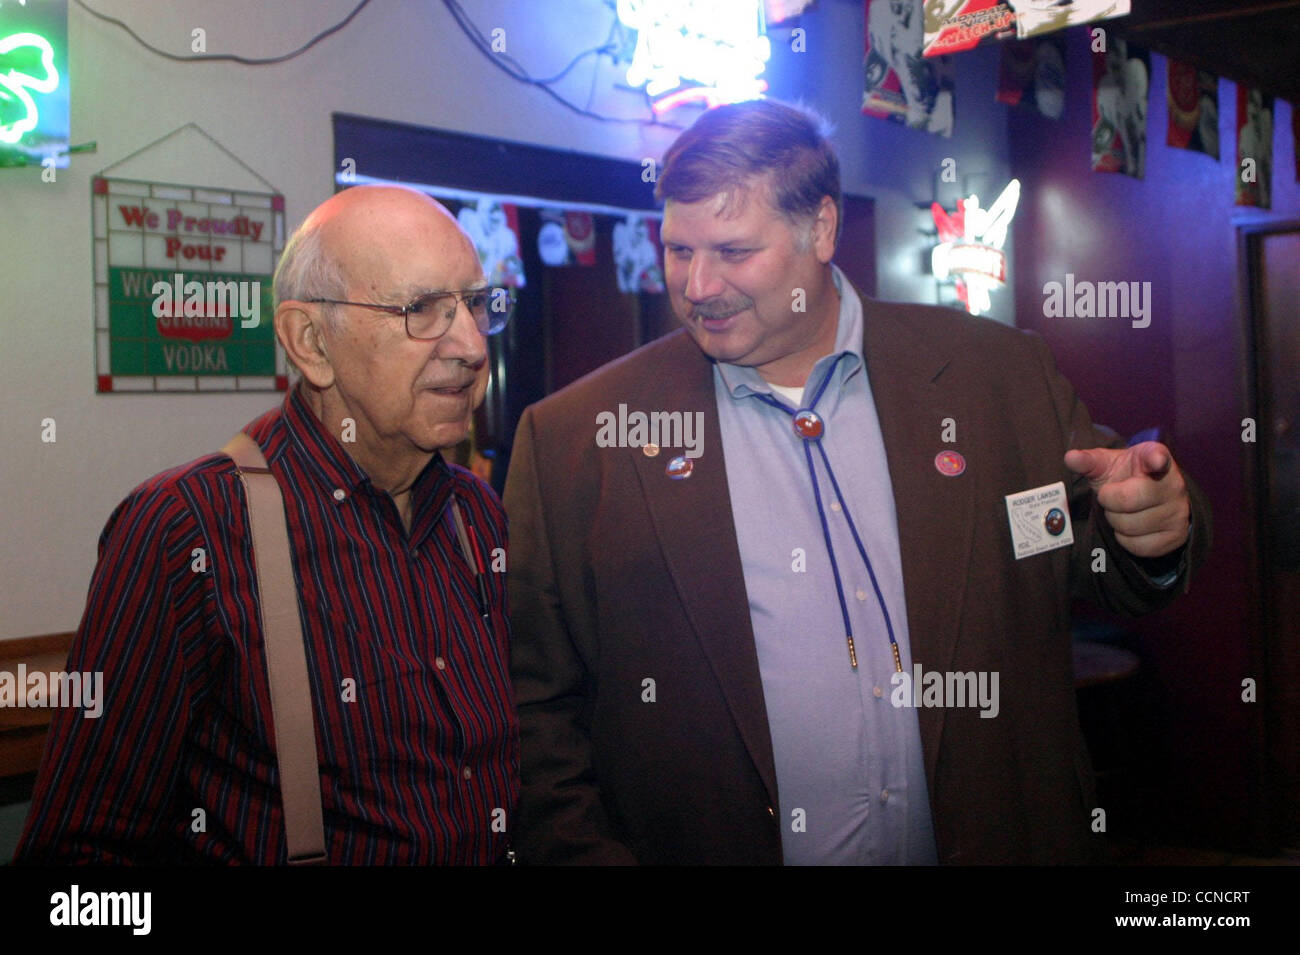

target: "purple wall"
[1009,30,1299,849]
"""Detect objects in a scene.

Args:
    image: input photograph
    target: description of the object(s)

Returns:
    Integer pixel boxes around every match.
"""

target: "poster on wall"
[1091,38,1149,179]
[1166,61,1219,159]
[996,35,1066,119]
[923,0,1129,57]
[1235,86,1274,209]
[92,175,285,393]
[864,0,955,137]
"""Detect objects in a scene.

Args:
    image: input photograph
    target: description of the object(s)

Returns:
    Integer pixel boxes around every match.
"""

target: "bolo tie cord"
[752,354,902,672]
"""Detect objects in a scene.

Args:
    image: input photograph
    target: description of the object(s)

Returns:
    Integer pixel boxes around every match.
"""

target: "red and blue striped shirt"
[15,385,518,864]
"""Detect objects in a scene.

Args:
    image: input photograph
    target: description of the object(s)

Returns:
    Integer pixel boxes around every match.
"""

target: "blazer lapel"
[861,296,975,783]
[626,332,780,809]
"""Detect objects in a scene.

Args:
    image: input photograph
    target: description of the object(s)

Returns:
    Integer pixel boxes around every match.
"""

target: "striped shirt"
[15,384,518,865]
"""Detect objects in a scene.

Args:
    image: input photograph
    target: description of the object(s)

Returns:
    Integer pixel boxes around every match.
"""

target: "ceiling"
[1115,0,1300,103]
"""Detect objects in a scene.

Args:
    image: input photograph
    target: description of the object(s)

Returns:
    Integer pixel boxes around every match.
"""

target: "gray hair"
[272,215,347,327]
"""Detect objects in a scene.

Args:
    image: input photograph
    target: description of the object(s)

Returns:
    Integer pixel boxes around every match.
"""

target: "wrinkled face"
[320,198,490,454]
[660,179,829,373]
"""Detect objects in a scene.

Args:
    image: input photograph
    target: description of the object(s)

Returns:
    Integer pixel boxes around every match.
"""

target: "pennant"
[1235,85,1274,209]
[613,215,665,294]
[864,0,954,137]
[997,36,1065,119]
[1091,38,1149,178]
[538,208,572,266]
[564,211,596,266]
[1166,60,1219,159]
[457,199,526,287]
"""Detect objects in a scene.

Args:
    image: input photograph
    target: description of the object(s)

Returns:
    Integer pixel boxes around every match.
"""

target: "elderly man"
[16,186,518,864]
[505,100,1210,865]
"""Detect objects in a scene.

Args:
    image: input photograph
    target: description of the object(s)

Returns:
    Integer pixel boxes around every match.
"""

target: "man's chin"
[684,321,753,364]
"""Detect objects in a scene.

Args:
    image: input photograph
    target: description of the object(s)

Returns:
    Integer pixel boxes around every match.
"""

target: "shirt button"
[332,488,346,502]
[873,685,883,699]
[880,789,890,804]
[435,656,446,670]
[855,588,868,601]
[830,501,842,512]
[462,767,473,780]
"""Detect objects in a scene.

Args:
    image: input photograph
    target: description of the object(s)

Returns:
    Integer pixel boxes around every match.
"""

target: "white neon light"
[931,179,1020,316]
[0,32,60,145]
[616,0,771,108]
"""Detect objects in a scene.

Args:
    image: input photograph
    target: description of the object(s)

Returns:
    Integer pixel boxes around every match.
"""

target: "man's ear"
[811,195,838,265]
[275,302,335,389]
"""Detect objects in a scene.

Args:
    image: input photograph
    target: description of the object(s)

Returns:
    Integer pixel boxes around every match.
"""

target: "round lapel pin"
[643,443,660,457]
[934,450,966,477]
[665,455,693,479]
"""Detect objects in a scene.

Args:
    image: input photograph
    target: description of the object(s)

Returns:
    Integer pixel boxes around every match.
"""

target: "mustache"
[689,296,754,320]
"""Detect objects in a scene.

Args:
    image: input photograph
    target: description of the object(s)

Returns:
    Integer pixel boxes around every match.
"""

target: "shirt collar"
[715,263,864,401]
[281,381,450,501]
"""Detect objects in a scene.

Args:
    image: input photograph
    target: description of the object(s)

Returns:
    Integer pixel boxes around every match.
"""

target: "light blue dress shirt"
[713,266,938,865]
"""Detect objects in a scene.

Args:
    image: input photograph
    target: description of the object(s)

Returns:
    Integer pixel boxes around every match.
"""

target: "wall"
[0,0,1015,640]
[1009,35,1300,849]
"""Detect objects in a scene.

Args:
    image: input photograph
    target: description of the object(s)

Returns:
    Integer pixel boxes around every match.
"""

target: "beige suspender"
[221,432,327,866]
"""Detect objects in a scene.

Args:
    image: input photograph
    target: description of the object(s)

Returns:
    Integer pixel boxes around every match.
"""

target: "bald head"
[274,185,475,316]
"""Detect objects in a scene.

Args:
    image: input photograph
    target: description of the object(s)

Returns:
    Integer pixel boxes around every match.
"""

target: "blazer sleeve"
[504,406,638,864]
[1026,330,1213,615]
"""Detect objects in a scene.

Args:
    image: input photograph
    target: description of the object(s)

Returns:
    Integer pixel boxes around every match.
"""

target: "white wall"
[0,0,1011,639]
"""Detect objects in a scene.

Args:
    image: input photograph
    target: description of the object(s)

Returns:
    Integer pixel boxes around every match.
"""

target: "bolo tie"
[751,353,902,672]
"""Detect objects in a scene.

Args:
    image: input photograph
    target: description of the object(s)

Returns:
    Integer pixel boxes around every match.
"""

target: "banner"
[1091,38,1149,178]
[997,35,1066,119]
[1166,61,1219,159]
[864,0,954,137]
[924,0,1129,57]
[1236,86,1274,209]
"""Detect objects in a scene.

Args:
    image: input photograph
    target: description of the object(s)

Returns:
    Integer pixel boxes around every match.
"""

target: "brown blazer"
[504,293,1211,865]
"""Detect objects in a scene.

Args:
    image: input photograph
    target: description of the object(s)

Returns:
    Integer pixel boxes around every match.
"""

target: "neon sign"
[931,179,1020,316]
[0,31,60,144]
[615,0,771,112]
[0,0,69,167]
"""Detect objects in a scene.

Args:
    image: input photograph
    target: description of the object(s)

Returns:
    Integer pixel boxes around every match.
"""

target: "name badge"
[1004,481,1074,559]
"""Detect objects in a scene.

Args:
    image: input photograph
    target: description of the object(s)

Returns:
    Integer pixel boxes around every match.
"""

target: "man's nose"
[684,254,724,302]
[437,296,489,365]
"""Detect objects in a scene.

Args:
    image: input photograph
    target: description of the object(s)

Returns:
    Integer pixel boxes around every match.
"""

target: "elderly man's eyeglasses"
[307,287,515,340]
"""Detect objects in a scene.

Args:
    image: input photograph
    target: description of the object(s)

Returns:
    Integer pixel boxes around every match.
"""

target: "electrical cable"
[73,0,373,65]
[440,0,681,127]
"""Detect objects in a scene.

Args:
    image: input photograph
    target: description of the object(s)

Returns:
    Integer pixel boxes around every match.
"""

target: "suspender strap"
[221,432,327,866]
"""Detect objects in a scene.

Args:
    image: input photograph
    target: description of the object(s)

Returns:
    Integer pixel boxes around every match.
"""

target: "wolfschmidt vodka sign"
[91,175,287,393]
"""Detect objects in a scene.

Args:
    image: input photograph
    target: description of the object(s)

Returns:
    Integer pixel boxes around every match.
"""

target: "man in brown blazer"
[504,100,1210,865]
